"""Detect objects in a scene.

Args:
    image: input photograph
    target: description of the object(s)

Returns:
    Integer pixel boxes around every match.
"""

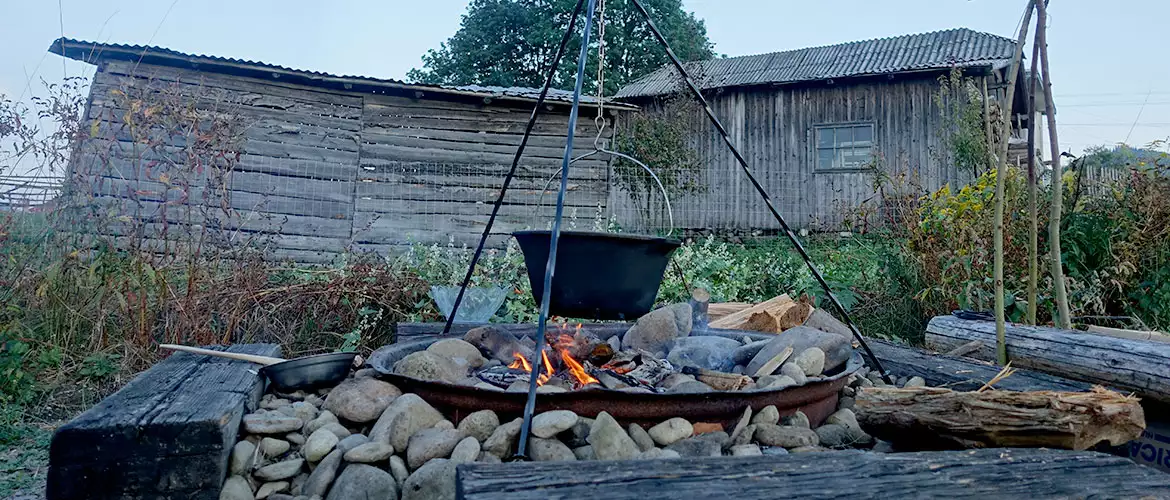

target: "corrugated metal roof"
[615,28,1017,99]
[49,38,635,109]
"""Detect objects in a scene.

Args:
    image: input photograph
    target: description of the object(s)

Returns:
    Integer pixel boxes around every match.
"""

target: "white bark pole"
[1037,0,1072,329]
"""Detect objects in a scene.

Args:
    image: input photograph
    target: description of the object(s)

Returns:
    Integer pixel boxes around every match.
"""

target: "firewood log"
[707,302,752,321]
[855,386,1145,451]
[709,295,800,331]
[801,308,851,338]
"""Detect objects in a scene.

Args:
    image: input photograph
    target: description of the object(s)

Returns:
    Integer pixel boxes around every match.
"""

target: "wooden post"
[992,0,1036,365]
[1036,0,1072,329]
[1026,27,1042,325]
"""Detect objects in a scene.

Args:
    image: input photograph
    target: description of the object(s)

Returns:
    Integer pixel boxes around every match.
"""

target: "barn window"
[814,123,874,171]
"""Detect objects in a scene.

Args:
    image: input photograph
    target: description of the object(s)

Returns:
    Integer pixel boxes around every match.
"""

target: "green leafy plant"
[78,353,122,380]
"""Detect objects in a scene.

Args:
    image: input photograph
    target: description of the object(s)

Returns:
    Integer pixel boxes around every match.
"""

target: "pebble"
[275,406,297,418]
[531,410,578,439]
[302,450,342,498]
[288,473,306,496]
[449,437,481,464]
[434,420,455,430]
[477,451,503,463]
[733,424,758,446]
[262,397,292,410]
[426,338,488,370]
[838,396,856,410]
[326,464,397,500]
[304,411,338,436]
[393,350,465,384]
[665,437,721,457]
[761,446,789,456]
[370,394,444,451]
[402,458,457,500]
[694,430,730,449]
[872,440,896,453]
[254,458,304,481]
[730,444,763,456]
[219,475,253,500]
[230,440,257,475]
[656,373,697,390]
[750,405,779,426]
[781,410,810,429]
[565,418,593,448]
[323,377,402,423]
[627,424,656,452]
[285,433,305,446]
[243,413,304,434]
[572,445,595,460]
[779,362,808,385]
[623,303,692,353]
[729,407,753,443]
[814,424,856,448]
[587,411,640,460]
[255,481,288,499]
[647,418,693,446]
[905,376,926,388]
[320,422,352,439]
[457,410,500,442]
[482,418,523,458]
[389,455,410,486]
[336,434,370,455]
[290,401,317,423]
[753,424,820,448]
[763,375,797,389]
[792,347,826,376]
[304,394,325,408]
[303,428,339,462]
[528,437,577,461]
[406,428,465,469]
[343,442,395,463]
[789,445,826,453]
[258,437,290,458]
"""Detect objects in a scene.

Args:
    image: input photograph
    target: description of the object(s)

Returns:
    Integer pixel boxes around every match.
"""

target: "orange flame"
[508,351,551,385]
[560,348,599,386]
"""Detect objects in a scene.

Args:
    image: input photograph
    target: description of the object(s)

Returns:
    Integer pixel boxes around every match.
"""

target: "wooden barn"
[52,38,630,263]
[614,28,1038,232]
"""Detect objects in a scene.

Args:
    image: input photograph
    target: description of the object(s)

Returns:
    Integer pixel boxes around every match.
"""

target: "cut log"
[855,386,1145,451]
[455,448,1170,499]
[709,294,806,332]
[1086,325,1170,344]
[706,302,751,321]
[801,308,851,338]
[866,339,1092,393]
[47,343,280,500]
[688,288,710,330]
[925,315,1170,403]
[945,340,985,357]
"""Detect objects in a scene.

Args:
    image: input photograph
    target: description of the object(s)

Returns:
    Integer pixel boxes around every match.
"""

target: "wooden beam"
[925,315,1170,402]
[455,448,1170,499]
[866,338,1091,393]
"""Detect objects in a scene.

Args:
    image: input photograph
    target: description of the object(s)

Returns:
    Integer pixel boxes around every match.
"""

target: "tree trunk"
[924,315,1170,403]
[1037,0,1072,329]
[992,0,1036,365]
[855,386,1145,451]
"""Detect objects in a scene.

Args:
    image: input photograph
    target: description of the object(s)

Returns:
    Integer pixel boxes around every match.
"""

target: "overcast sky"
[2,0,1168,156]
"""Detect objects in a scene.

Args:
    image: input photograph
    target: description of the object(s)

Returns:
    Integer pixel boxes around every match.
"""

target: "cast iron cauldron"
[513,230,681,320]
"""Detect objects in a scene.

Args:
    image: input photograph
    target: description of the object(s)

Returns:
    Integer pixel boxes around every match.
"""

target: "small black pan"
[160,344,356,390]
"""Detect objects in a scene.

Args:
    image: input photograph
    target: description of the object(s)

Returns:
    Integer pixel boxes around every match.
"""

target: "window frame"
[812,122,877,173]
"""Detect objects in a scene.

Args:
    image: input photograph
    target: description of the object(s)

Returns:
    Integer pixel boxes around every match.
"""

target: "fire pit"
[369,315,862,427]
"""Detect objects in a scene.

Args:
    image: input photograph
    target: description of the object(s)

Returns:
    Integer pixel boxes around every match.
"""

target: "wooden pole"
[1026,30,1041,325]
[992,1,1035,365]
[1036,0,1072,329]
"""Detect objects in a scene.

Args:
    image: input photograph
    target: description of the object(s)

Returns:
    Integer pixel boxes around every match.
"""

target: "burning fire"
[506,323,599,388]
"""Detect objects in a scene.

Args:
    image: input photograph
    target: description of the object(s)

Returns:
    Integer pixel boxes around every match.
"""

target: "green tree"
[407,0,714,95]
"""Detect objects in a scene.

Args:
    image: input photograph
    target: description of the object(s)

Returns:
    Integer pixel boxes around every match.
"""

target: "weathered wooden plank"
[230,170,355,204]
[362,133,591,161]
[89,80,363,120]
[925,315,1170,403]
[89,196,352,239]
[357,159,606,179]
[354,182,605,207]
[359,142,607,169]
[102,60,364,108]
[92,117,361,154]
[362,116,585,137]
[456,448,1170,499]
[89,91,363,132]
[87,176,351,219]
[351,211,540,245]
[867,339,1091,392]
[361,125,604,151]
[47,343,281,500]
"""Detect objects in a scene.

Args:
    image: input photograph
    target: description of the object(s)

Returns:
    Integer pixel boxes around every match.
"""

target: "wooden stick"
[993,0,1036,366]
[708,294,793,330]
[1026,25,1042,325]
[159,344,286,366]
[1036,0,1072,329]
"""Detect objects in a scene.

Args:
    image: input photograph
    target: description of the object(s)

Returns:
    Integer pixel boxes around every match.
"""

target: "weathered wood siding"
[612,74,991,232]
[71,61,611,263]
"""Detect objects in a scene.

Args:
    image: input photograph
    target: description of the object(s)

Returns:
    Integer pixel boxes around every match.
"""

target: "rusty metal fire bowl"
[369,330,862,428]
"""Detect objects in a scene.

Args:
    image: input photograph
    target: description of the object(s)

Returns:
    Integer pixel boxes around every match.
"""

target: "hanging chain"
[593,0,607,147]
